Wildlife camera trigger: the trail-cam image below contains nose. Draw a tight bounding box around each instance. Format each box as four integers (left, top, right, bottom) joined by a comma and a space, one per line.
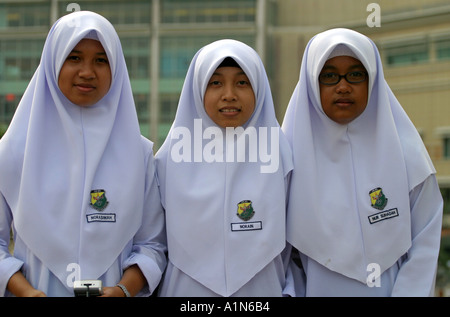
335, 78, 352, 94
222, 84, 237, 101
78, 62, 95, 79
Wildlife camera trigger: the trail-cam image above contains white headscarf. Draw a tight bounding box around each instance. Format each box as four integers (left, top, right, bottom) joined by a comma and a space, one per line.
282, 28, 436, 283
156, 39, 293, 296
0, 11, 146, 285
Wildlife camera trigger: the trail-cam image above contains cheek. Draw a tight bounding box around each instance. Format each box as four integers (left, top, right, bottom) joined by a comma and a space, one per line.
57, 75, 70, 97
250, 94, 256, 109
102, 78, 112, 94
319, 87, 331, 107
356, 85, 369, 107
203, 90, 216, 111
103, 69, 112, 86
58, 66, 69, 90
243, 89, 256, 112
246, 96, 256, 114
99, 70, 112, 96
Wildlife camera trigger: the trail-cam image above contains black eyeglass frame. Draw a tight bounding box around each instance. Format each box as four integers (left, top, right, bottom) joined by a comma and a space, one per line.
318, 71, 368, 85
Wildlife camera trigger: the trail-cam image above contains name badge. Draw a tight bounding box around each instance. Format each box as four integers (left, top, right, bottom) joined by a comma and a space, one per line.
368, 208, 399, 224
86, 213, 116, 223
231, 221, 262, 232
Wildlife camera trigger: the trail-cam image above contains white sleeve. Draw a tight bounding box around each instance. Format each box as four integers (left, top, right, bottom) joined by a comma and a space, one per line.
0, 193, 23, 296
391, 175, 443, 296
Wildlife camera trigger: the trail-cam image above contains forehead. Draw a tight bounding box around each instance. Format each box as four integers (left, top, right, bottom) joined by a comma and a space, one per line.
322, 56, 365, 70
212, 66, 247, 76
71, 39, 105, 52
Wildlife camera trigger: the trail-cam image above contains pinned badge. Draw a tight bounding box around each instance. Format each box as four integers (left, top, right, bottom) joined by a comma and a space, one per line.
369, 187, 388, 210
90, 189, 109, 211
237, 200, 255, 221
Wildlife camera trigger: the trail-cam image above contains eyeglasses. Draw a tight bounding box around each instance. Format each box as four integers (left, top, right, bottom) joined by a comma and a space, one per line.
318, 71, 368, 85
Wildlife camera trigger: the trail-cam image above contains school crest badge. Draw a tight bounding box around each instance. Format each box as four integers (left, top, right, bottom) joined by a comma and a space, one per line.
237, 200, 255, 221
90, 189, 109, 211
369, 187, 388, 210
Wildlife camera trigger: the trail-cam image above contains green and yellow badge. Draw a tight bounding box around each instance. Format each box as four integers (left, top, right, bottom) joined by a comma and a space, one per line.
90, 189, 109, 211
369, 187, 388, 210
237, 200, 255, 221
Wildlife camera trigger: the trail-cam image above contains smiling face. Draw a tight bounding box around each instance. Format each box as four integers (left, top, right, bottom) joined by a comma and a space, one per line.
58, 39, 112, 107
319, 56, 369, 124
204, 66, 256, 128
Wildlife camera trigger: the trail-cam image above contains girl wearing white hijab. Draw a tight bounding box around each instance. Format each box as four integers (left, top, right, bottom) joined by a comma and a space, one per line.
155, 39, 295, 296
282, 28, 443, 296
0, 11, 167, 297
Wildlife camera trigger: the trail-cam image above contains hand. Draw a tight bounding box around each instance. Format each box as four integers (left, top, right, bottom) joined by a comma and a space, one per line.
7, 271, 47, 297
98, 265, 145, 297
99, 286, 126, 297
21, 289, 47, 297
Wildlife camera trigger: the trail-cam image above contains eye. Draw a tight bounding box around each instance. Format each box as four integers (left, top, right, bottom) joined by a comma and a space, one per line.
237, 80, 250, 86
96, 57, 109, 64
320, 72, 338, 79
66, 55, 80, 62
319, 72, 339, 84
348, 71, 365, 79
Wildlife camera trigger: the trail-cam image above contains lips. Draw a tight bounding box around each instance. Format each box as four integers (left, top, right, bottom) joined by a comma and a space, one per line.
334, 98, 354, 107
219, 107, 241, 114
75, 83, 95, 92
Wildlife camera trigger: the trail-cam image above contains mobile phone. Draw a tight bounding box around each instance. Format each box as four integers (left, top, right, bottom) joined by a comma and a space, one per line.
73, 280, 103, 297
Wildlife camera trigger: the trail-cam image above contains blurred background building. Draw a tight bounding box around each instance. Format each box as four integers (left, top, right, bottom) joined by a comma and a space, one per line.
1, 0, 449, 295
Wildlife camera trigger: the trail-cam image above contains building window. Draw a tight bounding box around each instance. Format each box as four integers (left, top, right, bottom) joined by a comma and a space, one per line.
161, 0, 256, 24
58, 0, 151, 25
0, 2, 51, 28
436, 38, 450, 61
441, 188, 450, 214
160, 94, 179, 124
134, 93, 149, 122
0, 39, 44, 81
384, 41, 429, 66
160, 35, 254, 79
0, 93, 20, 124
444, 137, 450, 160
122, 37, 149, 80
435, 127, 450, 160
160, 36, 201, 79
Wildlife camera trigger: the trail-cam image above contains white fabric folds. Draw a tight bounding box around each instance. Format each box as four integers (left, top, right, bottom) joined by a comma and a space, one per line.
156, 39, 293, 296
0, 12, 146, 285
282, 28, 436, 283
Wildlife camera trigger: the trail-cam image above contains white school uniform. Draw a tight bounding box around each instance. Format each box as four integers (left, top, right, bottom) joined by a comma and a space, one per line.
282, 28, 443, 296
155, 39, 294, 297
0, 11, 167, 296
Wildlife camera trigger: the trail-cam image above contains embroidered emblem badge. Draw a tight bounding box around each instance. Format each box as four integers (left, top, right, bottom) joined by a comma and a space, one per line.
237, 200, 255, 221
369, 187, 388, 210
90, 189, 109, 211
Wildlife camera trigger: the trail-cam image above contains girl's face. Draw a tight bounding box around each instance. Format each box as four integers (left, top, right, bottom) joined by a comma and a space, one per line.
319, 56, 369, 124
58, 39, 112, 107
204, 66, 255, 128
